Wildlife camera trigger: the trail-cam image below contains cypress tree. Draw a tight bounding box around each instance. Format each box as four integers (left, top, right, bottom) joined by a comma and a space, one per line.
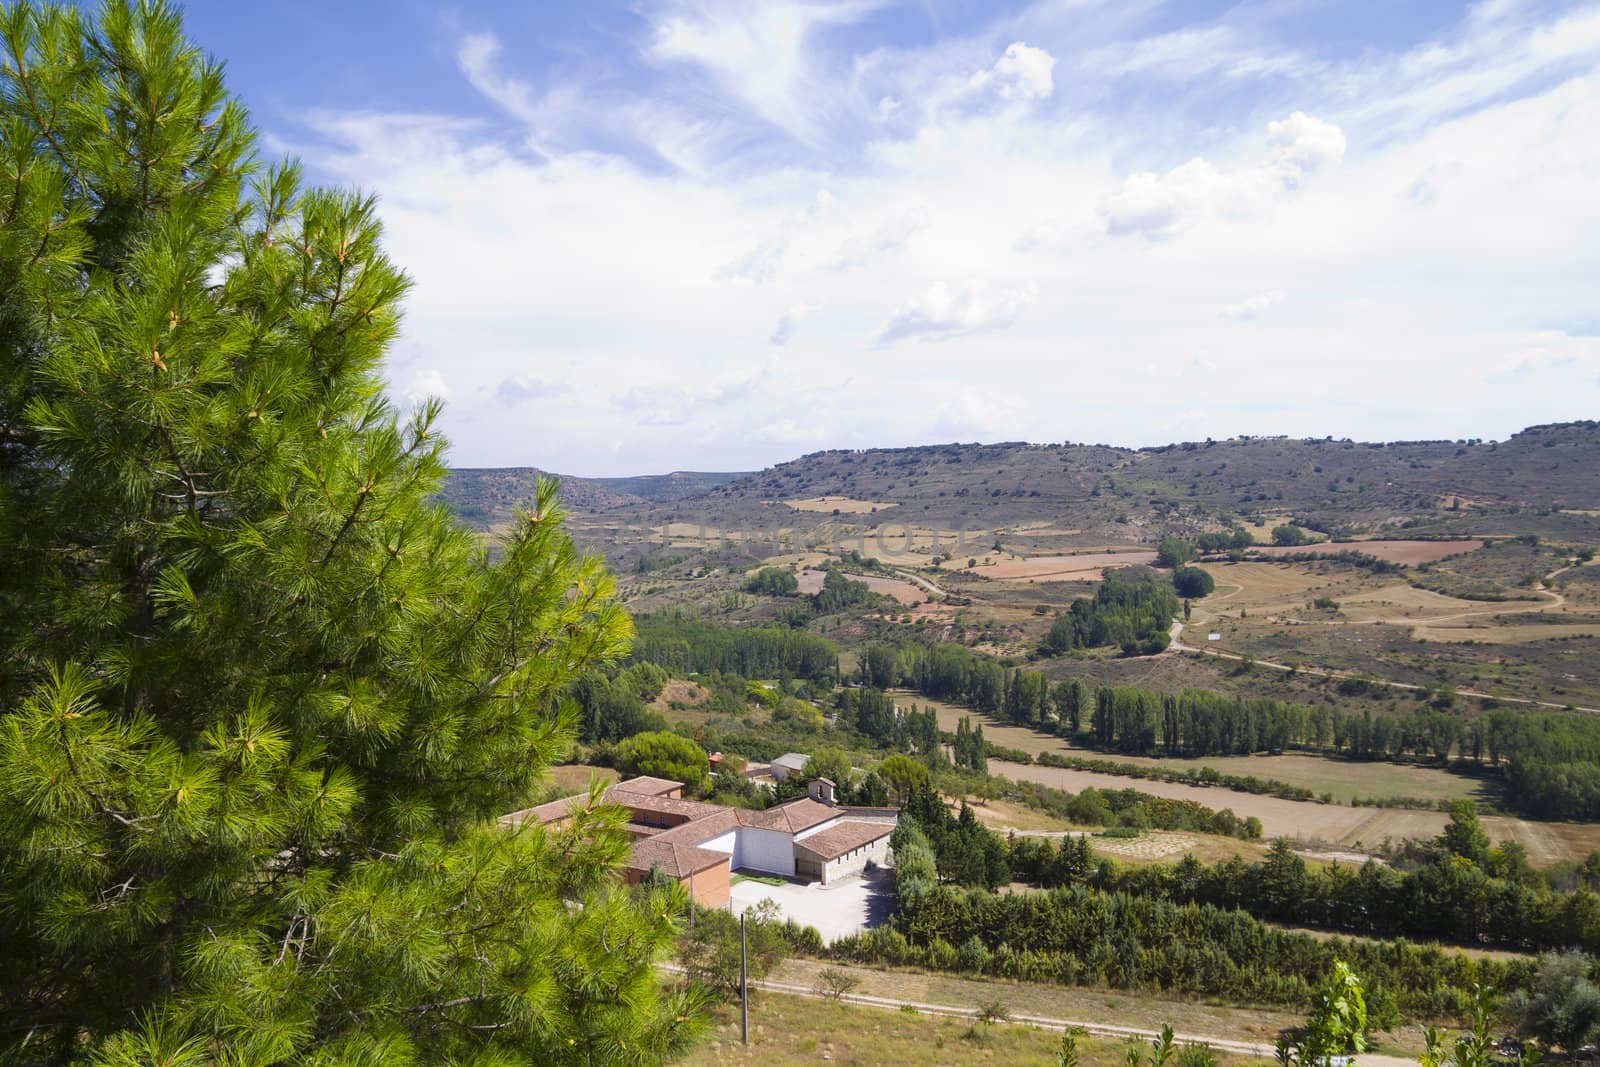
0, 2, 703, 1061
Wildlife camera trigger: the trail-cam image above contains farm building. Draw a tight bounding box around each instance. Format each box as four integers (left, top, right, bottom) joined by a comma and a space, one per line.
769, 752, 811, 780
503, 776, 896, 906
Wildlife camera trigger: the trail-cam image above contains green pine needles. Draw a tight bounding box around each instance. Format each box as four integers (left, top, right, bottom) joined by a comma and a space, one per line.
0, 1, 705, 1062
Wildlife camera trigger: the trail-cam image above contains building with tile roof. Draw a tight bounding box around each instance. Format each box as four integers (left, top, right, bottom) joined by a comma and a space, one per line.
502, 775, 897, 907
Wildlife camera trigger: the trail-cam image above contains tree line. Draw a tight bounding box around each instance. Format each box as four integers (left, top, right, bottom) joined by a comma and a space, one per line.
629, 614, 838, 681
1009, 808, 1600, 956
871, 817, 1534, 1026
871, 642, 1480, 765
1485, 710, 1600, 820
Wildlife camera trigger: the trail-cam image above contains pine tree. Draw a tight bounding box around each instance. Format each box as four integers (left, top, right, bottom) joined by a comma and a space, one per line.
0, 2, 704, 1061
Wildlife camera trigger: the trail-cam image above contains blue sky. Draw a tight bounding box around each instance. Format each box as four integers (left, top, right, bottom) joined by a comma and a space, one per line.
179, 0, 1600, 474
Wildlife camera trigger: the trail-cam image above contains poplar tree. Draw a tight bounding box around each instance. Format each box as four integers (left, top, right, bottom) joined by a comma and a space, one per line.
0, 2, 704, 1062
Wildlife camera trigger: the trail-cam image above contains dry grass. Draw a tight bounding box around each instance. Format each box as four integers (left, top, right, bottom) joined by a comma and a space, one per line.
959, 795, 1085, 833
1085, 830, 1269, 866
993, 759, 1373, 842
762, 957, 1323, 1053
782, 496, 898, 514
1413, 622, 1600, 643
701, 989, 1257, 1067
1332, 583, 1513, 622
652, 679, 719, 726
1246, 541, 1484, 565
987, 551, 1158, 581
1191, 562, 1369, 615
546, 763, 617, 793
1191, 558, 1580, 647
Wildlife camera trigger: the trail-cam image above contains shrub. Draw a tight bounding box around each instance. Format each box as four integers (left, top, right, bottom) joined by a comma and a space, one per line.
814, 967, 860, 1000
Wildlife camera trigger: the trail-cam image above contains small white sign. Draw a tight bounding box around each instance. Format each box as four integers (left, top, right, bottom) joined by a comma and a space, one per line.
1207, 633, 1222, 641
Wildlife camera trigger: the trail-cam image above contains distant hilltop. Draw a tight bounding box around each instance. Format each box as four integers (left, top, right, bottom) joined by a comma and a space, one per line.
440, 422, 1600, 550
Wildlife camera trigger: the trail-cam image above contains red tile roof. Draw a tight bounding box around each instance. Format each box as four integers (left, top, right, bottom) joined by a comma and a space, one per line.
627, 839, 729, 879
737, 797, 839, 834
613, 775, 684, 797
793, 820, 893, 862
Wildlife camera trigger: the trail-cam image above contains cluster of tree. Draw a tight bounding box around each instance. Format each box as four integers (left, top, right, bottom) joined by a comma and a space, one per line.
1265, 549, 1405, 575
706, 746, 894, 810
899, 642, 1011, 714
1485, 711, 1600, 820
1070, 680, 1475, 762
885, 654, 1487, 770
899, 786, 1011, 890
610, 731, 714, 794
1156, 537, 1196, 567
903, 768, 1264, 897
811, 567, 878, 615
1012, 823, 1600, 956
1040, 787, 1261, 839
673, 898, 817, 999
569, 662, 672, 743
630, 615, 838, 680
1509, 951, 1600, 1053
952, 716, 988, 772
743, 566, 799, 596
1172, 566, 1215, 598
0, 4, 702, 1058
853, 642, 1085, 734
1087, 686, 1306, 756
1042, 568, 1179, 656
1194, 529, 1257, 552
833, 687, 939, 755
1273, 524, 1311, 546
879, 835, 1531, 1023
799, 748, 892, 806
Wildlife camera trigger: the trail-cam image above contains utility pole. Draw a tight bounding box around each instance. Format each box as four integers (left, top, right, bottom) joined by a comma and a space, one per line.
740, 911, 749, 1045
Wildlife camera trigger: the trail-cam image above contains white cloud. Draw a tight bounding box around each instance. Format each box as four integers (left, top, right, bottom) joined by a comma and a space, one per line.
829, 205, 931, 268
1100, 112, 1346, 239
1220, 290, 1287, 321
403, 368, 451, 405
930, 389, 1026, 438
876, 280, 1040, 345
1267, 112, 1347, 185
272, 2, 1600, 472
495, 375, 571, 404
771, 302, 815, 345
968, 42, 1057, 102
716, 237, 788, 284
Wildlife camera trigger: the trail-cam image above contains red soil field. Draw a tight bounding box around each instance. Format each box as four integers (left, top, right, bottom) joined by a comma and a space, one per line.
796, 569, 924, 605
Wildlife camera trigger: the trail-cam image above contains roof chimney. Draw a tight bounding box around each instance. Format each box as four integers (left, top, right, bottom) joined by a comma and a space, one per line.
807, 778, 836, 806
